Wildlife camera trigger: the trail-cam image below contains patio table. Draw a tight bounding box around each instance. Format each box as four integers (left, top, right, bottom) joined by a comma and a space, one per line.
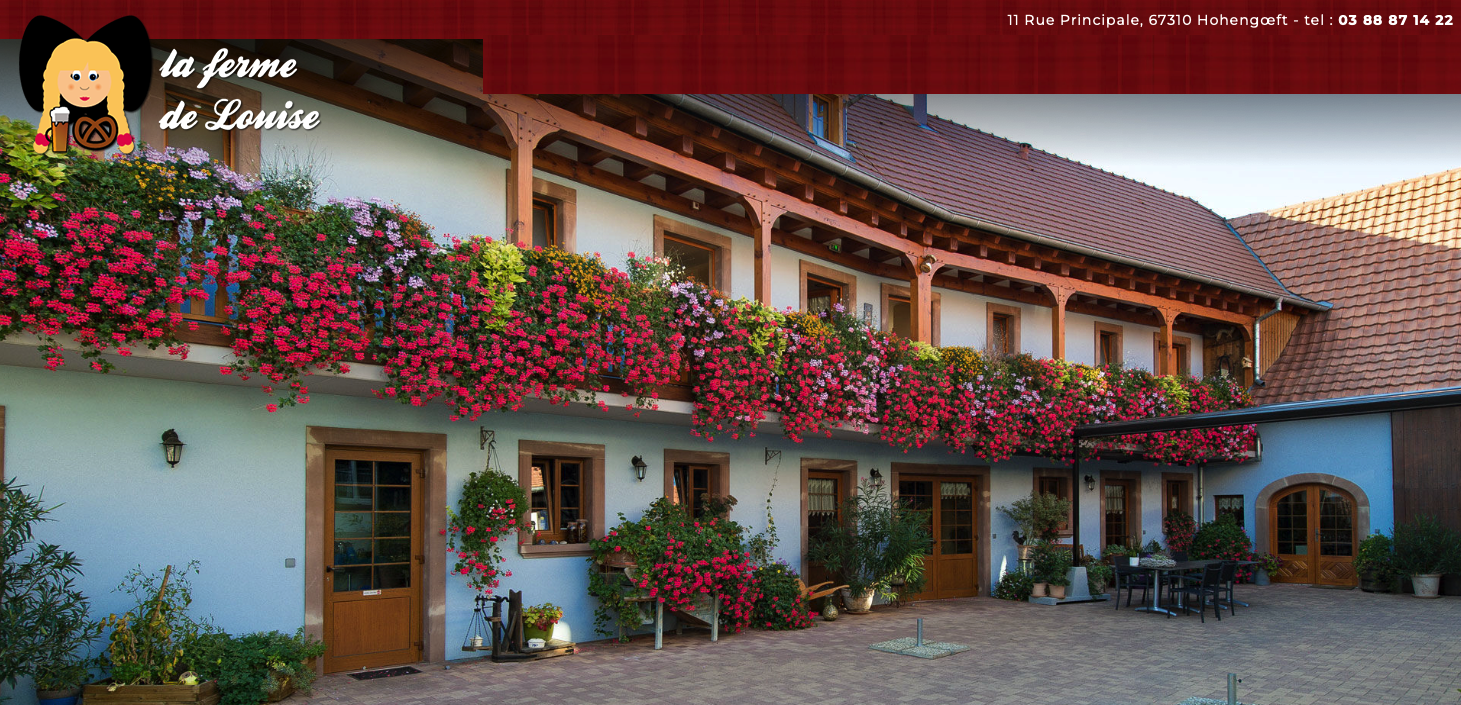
1134, 559, 1221, 616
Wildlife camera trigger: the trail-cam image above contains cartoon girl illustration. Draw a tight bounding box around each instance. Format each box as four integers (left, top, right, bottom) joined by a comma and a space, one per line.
20, 16, 151, 154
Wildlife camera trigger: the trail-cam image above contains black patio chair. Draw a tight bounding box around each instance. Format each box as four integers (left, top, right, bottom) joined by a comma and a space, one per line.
1215, 561, 1238, 616
1168, 562, 1224, 622
1113, 562, 1152, 610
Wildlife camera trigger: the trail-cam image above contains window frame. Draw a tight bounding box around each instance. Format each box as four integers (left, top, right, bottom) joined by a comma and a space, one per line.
798, 260, 858, 314
1095, 322, 1124, 367
163, 89, 235, 167
986, 303, 1022, 357
1099, 471, 1143, 550
518, 177, 577, 253
516, 440, 604, 558
140, 61, 261, 175
652, 215, 732, 292
1032, 468, 1073, 537
531, 198, 558, 249
880, 283, 941, 345
526, 456, 586, 542
1162, 472, 1194, 522
1215, 494, 1245, 530
808, 94, 844, 144
1153, 332, 1193, 376
663, 449, 730, 517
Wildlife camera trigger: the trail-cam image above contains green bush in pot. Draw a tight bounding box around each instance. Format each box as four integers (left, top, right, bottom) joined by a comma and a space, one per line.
1391, 515, 1461, 597
1354, 532, 1396, 592
808, 479, 931, 608
997, 491, 1072, 544
188, 629, 326, 705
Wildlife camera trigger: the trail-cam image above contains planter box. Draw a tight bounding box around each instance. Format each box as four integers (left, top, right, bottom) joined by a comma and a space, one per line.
83, 681, 220, 705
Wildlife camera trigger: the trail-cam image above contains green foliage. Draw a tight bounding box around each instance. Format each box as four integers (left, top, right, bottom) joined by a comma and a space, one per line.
0, 479, 103, 690
745, 474, 780, 567
446, 462, 528, 594
1084, 561, 1114, 594
522, 603, 563, 633
1254, 552, 1282, 574
1391, 515, 1461, 576
749, 562, 816, 630
993, 570, 1034, 601
468, 238, 527, 329
1354, 532, 1396, 583
101, 562, 215, 685
997, 491, 1071, 543
187, 629, 325, 705
882, 549, 927, 602
808, 479, 931, 596
1189, 515, 1254, 578
1102, 543, 1135, 559
1030, 541, 1071, 585
0, 116, 68, 212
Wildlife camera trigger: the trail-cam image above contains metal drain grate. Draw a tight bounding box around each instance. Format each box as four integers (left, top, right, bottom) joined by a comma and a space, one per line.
347, 666, 422, 680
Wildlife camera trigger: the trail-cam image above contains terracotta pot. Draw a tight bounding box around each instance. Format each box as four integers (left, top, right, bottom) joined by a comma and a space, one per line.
840, 587, 875, 613
1411, 574, 1442, 598
1030, 582, 1048, 598
1049, 584, 1067, 599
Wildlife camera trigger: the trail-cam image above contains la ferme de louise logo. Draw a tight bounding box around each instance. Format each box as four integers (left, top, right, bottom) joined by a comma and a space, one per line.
19, 15, 320, 155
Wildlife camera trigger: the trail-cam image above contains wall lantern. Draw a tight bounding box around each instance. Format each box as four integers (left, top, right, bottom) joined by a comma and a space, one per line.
631, 455, 647, 482
1084, 474, 1096, 492
919, 255, 937, 273
161, 429, 186, 467
869, 467, 883, 481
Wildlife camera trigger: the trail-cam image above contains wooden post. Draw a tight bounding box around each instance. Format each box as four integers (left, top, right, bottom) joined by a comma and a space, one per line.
1049, 286, 1072, 360
486, 105, 554, 245
908, 254, 939, 344
1157, 308, 1178, 375
744, 196, 785, 306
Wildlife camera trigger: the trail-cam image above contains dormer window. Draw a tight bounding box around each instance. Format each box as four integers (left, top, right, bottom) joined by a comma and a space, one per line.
809, 94, 843, 144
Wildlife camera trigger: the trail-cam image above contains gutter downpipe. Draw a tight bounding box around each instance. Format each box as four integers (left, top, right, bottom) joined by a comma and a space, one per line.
657, 94, 1331, 312
1252, 298, 1285, 390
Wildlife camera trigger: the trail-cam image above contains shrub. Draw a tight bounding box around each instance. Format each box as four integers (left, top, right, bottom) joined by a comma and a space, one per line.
1084, 561, 1114, 594
997, 491, 1071, 543
1189, 514, 1254, 580
1162, 509, 1197, 552
1, 479, 103, 691
1354, 532, 1396, 583
750, 562, 816, 630
993, 571, 1034, 601
101, 562, 215, 685
1392, 515, 1461, 576
187, 629, 325, 705
1029, 540, 1071, 586
808, 479, 931, 596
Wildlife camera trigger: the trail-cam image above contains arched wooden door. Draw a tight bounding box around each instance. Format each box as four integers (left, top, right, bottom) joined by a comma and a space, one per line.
1270, 484, 1357, 586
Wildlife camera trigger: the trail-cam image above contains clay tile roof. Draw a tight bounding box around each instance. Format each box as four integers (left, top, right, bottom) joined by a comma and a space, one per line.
1232, 168, 1461, 403
691, 94, 1293, 299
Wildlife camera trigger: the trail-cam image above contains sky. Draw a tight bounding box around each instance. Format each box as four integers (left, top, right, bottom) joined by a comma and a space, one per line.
879, 94, 1461, 218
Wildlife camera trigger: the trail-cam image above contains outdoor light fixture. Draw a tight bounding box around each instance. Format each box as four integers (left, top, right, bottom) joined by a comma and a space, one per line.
631, 455, 647, 482
1084, 474, 1096, 491
161, 429, 185, 467
919, 255, 936, 273
869, 467, 883, 481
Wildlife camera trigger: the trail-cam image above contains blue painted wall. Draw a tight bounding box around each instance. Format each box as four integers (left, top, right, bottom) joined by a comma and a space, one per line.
1203, 413, 1395, 541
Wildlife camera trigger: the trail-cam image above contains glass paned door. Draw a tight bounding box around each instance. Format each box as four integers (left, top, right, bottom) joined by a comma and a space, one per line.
804, 472, 843, 587
1104, 481, 1132, 548
1270, 484, 1357, 586
324, 450, 423, 673
898, 475, 979, 601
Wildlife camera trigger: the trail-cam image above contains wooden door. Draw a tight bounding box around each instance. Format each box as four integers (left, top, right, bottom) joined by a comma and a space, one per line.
324, 449, 424, 672
1103, 479, 1137, 549
804, 471, 845, 587
1271, 484, 1357, 586
899, 476, 978, 601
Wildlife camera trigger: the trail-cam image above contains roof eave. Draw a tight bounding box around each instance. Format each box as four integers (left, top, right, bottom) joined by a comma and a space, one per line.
659, 94, 1328, 312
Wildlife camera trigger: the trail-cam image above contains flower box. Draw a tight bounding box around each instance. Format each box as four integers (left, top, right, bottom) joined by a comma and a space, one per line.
82, 681, 220, 705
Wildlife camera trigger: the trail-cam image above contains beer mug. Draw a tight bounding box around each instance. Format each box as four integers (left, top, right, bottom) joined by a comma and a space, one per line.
47, 106, 69, 153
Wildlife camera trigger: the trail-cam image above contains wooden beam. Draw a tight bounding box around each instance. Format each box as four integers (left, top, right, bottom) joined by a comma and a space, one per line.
1050, 286, 1073, 360
664, 176, 697, 196
622, 163, 656, 181
577, 147, 611, 167
752, 168, 776, 189
255, 39, 288, 59
708, 152, 736, 172
619, 116, 650, 139
333, 59, 368, 85
572, 96, 597, 119
703, 191, 740, 209
403, 82, 435, 109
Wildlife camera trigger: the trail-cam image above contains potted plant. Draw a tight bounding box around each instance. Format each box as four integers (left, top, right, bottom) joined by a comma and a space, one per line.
993, 571, 1035, 601
1102, 544, 1136, 567
999, 491, 1072, 560
1029, 541, 1069, 599
186, 629, 325, 705
1253, 553, 1281, 585
86, 562, 222, 705
1084, 561, 1114, 596
522, 603, 564, 643
1354, 532, 1396, 593
809, 479, 930, 613
1391, 515, 1461, 598
1, 480, 105, 705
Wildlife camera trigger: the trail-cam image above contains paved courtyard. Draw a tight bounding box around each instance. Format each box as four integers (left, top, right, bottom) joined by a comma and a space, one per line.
300, 584, 1461, 704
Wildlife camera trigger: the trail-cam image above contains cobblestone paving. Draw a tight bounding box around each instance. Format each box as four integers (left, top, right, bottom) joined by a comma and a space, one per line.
300, 585, 1461, 704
